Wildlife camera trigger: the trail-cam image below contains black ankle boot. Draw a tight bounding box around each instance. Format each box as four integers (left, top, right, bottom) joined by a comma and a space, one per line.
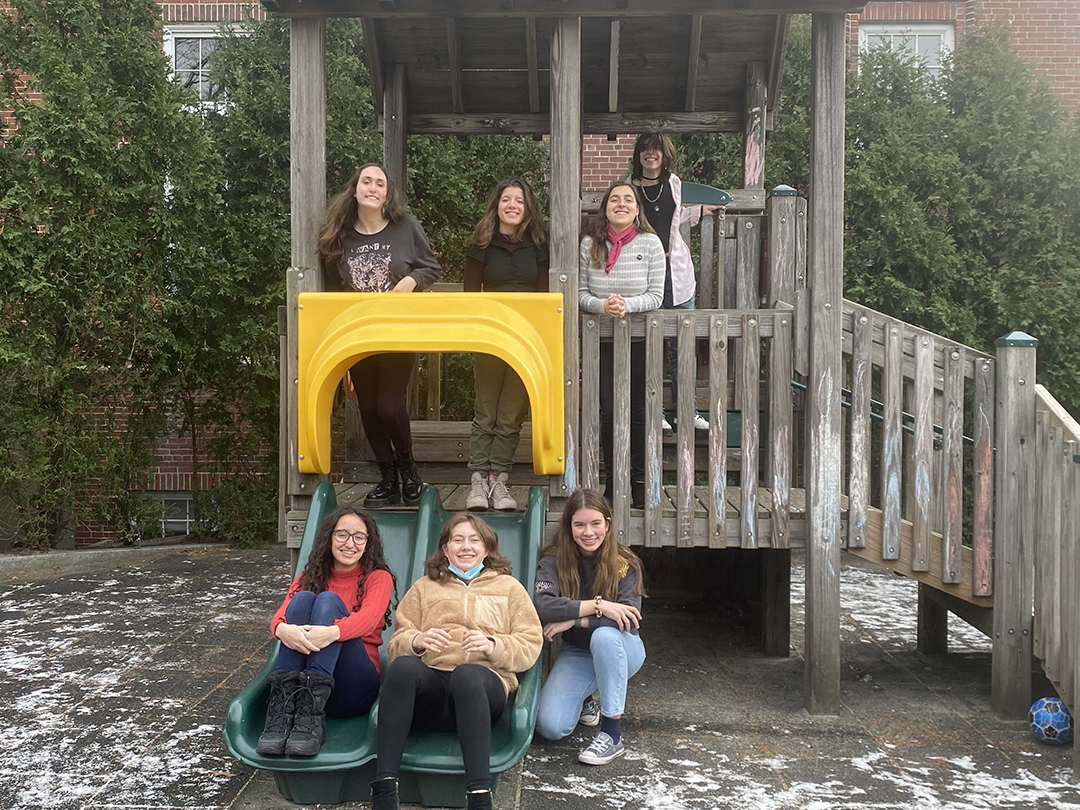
371, 777, 399, 810
397, 451, 423, 506
284, 671, 334, 756
255, 669, 299, 755
364, 461, 400, 508
466, 789, 493, 810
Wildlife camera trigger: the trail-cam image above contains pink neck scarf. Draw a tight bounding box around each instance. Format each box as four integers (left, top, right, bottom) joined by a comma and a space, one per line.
605, 224, 638, 274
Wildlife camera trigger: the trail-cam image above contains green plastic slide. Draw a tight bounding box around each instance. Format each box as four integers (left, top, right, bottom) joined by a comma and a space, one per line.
222, 482, 547, 806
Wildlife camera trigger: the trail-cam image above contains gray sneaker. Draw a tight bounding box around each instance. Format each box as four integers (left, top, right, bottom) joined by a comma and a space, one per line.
489, 472, 517, 511
578, 731, 624, 765
579, 696, 600, 727
466, 472, 490, 511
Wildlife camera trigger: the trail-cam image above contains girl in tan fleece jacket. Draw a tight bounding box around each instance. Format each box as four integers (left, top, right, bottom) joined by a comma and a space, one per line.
371, 513, 542, 810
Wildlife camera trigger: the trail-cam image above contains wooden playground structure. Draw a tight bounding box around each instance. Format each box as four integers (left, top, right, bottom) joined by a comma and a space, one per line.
264, 0, 1080, 778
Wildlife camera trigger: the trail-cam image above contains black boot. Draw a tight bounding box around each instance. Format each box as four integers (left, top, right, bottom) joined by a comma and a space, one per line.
284, 671, 334, 756
255, 669, 299, 755
466, 789, 493, 810
364, 461, 400, 508
397, 451, 423, 506
631, 481, 645, 510
371, 777, 400, 810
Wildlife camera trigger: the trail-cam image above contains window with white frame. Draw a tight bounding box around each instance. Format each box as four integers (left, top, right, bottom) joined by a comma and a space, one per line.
858, 22, 954, 77
163, 24, 222, 102
140, 492, 197, 538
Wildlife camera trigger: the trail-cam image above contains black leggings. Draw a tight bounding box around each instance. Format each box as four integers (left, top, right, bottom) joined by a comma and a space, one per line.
349, 353, 416, 462
376, 657, 508, 791
600, 340, 647, 486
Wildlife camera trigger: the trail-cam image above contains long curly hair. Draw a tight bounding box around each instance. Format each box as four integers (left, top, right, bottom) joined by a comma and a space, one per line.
317, 163, 408, 275
540, 489, 645, 602
425, 513, 513, 582
629, 131, 676, 183
581, 180, 657, 270
469, 178, 548, 249
298, 506, 398, 629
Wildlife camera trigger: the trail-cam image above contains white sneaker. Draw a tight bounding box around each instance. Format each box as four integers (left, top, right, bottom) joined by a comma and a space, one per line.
466, 472, 490, 511
693, 413, 710, 431
578, 731, 625, 765
489, 472, 517, 511
661, 416, 673, 433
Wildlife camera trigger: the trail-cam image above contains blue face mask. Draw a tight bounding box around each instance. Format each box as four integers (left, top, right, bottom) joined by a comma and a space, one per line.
448, 562, 485, 581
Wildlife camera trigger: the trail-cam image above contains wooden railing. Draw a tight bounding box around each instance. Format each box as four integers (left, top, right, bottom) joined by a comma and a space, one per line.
839, 301, 996, 608
1032, 384, 1080, 767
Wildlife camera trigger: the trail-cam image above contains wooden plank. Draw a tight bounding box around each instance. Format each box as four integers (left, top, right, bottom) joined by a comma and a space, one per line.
361, 18, 384, 112
525, 17, 540, 113
581, 317, 601, 491
644, 314, 665, 547
762, 548, 791, 656
991, 334, 1037, 719
741, 314, 760, 548
847, 311, 871, 549
549, 17, 582, 506
766, 192, 796, 307
735, 216, 761, 309
743, 60, 766, 189
583, 111, 742, 133
769, 307, 793, 548
265, 1, 872, 20
685, 14, 702, 111
383, 63, 407, 189
911, 334, 934, 572
972, 355, 995, 596
941, 345, 964, 583
676, 313, 697, 547
1058, 437, 1074, 704
612, 319, 633, 541
608, 20, 620, 113
447, 17, 464, 113
881, 322, 903, 560
804, 12, 845, 715
708, 314, 729, 547
1036, 416, 1060, 682
698, 213, 716, 308
792, 196, 809, 376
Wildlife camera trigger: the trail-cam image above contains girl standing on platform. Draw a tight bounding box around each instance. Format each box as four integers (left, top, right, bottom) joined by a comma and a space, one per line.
579, 180, 665, 508
371, 514, 543, 810
256, 507, 395, 757
533, 489, 646, 765
630, 132, 724, 432
463, 179, 549, 512
318, 163, 442, 509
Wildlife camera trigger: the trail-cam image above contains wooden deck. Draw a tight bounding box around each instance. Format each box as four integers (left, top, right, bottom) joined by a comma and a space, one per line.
334, 482, 810, 547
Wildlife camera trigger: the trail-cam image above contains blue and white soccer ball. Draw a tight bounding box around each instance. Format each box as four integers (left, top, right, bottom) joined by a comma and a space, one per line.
1029, 697, 1073, 745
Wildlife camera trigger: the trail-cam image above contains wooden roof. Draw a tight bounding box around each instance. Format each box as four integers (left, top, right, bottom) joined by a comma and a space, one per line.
262, 1, 866, 133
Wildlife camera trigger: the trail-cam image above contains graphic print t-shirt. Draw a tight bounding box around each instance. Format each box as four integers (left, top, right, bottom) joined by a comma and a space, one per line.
331, 214, 442, 293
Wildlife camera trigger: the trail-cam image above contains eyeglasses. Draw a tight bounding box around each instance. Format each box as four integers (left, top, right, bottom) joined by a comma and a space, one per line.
332, 529, 368, 545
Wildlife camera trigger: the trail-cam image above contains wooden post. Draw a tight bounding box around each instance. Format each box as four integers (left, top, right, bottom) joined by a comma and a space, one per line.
549, 17, 582, 507
992, 331, 1038, 719
286, 17, 327, 537
804, 13, 845, 715
743, 61, 766, 190
917, 583, 949, 654
384, 63, 407, 192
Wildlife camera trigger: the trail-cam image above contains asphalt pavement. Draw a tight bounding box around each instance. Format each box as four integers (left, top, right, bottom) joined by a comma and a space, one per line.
1, 543, 1078, 810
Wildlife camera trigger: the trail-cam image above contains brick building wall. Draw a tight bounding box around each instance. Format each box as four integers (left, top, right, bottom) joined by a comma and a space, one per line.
158, 2, 264, 23
853, 1, 1080, 108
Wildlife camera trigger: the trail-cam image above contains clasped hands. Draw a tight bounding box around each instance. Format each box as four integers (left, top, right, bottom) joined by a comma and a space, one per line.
275, 622, 341, 653
411, 627, 495, 656
603, 293, 628, 319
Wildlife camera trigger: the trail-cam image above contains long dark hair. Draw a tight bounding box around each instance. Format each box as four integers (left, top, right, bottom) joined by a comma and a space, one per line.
630, 131, 676, 183
298, 506, 397, 628
317, 163, 408, 273
425, 513, 513, 582
540, 489, 645, 602
581, 180, 657, 270
470, 178, 548, 249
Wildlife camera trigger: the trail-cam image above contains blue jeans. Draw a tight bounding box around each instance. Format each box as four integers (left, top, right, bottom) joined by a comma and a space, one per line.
534, 627, 646, 741
275, 590, 381, 717
667, 296, 698, 417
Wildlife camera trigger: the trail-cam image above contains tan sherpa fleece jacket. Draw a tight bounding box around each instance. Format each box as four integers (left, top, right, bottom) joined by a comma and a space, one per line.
388, 568, 543, 696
